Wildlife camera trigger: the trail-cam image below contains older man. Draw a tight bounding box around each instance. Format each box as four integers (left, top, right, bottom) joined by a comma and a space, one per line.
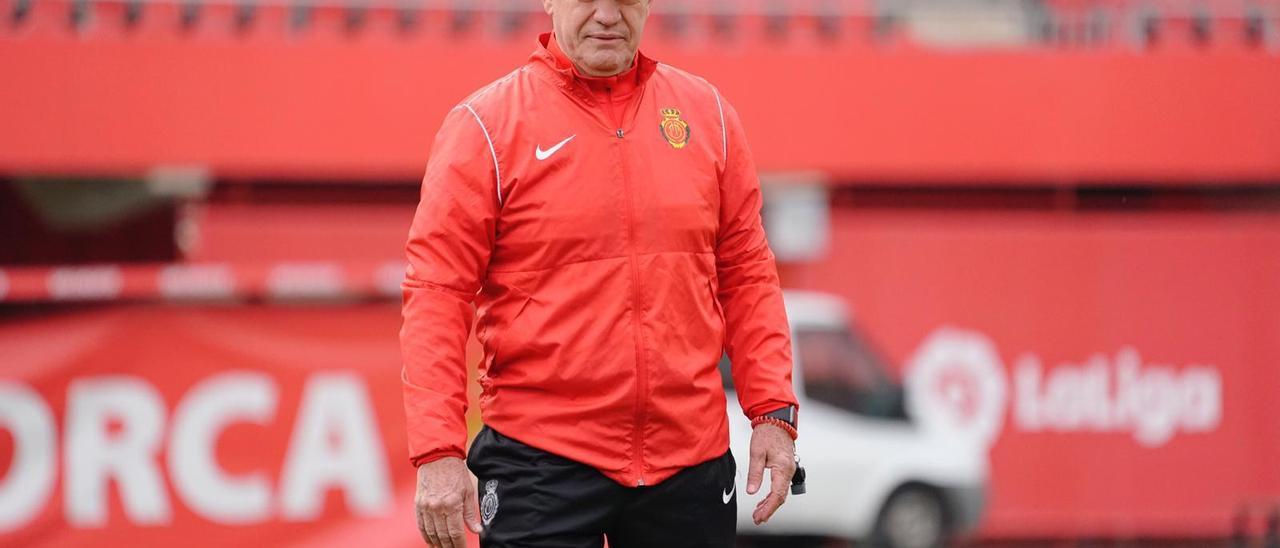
400, 1, 799, 546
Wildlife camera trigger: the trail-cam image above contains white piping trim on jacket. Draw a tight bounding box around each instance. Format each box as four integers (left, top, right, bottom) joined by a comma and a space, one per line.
461, 103, 503, 207
710, 86, 727, 163
456, 67, 522, 208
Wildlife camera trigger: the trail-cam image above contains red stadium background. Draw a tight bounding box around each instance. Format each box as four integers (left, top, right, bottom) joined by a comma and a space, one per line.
2, 0, 1279, 546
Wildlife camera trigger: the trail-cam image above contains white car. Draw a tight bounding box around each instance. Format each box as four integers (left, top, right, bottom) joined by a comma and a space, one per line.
725, 290, 987, 548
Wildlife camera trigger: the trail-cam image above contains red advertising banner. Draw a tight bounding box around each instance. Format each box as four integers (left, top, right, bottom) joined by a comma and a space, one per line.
0, 304, 477, 548
791, 209, 1280, 538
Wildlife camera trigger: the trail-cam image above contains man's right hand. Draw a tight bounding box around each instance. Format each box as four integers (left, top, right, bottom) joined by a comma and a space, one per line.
415, 456, 483, 548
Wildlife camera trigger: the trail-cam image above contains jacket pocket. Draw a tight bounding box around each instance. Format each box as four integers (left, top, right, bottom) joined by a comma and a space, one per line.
707, 276, 726, 330
480, 291, 533, 390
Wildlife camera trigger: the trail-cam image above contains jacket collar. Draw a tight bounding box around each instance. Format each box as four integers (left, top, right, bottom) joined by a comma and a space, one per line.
530, 31, 657, 103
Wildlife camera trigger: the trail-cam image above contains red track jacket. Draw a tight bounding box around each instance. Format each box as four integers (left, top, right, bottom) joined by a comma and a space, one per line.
401, 33, 797, 487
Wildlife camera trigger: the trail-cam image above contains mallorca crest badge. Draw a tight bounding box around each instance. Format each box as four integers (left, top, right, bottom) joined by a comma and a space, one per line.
660, 107, 691, 149
481, 479, 499, 526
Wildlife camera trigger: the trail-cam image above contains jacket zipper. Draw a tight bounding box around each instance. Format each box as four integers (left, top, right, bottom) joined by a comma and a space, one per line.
608, 86, 647, 487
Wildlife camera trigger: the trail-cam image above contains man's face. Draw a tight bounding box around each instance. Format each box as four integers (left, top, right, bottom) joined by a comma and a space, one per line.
543, 0, 650, 77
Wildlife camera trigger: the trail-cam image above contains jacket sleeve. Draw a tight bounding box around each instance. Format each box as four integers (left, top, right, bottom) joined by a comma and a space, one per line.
714, 95, 800, 426
401, 105, 499, 467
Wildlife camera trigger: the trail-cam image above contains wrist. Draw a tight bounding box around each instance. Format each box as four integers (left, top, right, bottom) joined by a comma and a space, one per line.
410, 447, 465, 468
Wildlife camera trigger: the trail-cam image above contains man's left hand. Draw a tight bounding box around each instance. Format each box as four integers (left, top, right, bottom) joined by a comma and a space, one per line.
745, 423, 796, 525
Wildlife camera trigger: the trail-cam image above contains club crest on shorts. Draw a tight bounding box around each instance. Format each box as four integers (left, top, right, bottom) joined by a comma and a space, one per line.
660, 107, 691, 149
481, 479, 499, 526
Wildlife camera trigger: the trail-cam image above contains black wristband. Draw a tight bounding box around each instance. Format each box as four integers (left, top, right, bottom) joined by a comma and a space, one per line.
764, 405, 797, 428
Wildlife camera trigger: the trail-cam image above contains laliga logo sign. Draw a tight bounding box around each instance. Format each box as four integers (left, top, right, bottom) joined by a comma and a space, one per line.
904, 328, 1008, 448
905, 327, 1223, 450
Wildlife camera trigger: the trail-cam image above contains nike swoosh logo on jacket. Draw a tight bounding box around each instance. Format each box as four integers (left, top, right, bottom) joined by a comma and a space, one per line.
535, 135, 575, 160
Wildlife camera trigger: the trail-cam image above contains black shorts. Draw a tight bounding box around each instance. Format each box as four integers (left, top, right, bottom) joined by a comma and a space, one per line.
465, 425, 738, 548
